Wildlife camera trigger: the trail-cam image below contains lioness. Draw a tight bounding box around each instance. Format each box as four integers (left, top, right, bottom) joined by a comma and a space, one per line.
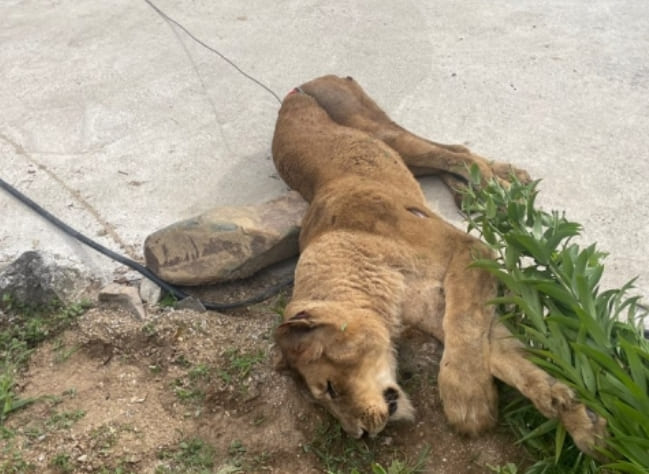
271, 75, 605, 454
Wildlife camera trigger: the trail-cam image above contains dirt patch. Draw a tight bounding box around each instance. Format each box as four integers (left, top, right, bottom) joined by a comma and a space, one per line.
2, 295, 529, 473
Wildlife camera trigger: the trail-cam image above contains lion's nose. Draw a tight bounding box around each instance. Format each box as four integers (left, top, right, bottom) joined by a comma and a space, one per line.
383, 387, 399, 416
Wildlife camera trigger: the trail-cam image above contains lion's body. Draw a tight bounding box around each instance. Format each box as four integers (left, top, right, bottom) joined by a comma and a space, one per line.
272, 75, 605, 453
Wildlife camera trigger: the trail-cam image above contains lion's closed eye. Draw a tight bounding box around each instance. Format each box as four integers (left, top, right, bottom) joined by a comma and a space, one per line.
326, 380, 338, 399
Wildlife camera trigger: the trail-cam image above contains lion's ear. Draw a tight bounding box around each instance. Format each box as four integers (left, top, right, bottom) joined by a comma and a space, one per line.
275, 311, 325, 364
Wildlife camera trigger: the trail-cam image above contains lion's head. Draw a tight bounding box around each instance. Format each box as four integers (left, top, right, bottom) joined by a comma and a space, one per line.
275, 301, 414, 437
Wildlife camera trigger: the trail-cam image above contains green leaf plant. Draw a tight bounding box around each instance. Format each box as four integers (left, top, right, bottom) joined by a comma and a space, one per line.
460, 165, 649, 473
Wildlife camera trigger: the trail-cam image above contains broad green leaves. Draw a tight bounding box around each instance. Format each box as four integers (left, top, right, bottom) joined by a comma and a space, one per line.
461, 167, 649, 473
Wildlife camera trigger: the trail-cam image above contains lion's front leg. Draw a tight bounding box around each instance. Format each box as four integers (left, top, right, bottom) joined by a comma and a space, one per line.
489, 322, 607, 455
438, 244, 500, 435
438, 335, 499, 435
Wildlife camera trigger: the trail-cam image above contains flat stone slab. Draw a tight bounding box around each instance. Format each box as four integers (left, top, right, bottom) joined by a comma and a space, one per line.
98, 282, 146, 320
144, 191, 306, 286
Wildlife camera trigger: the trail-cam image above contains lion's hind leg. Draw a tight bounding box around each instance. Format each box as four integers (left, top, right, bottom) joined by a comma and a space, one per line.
489, 160, 531, 184
297, 75, 531, 195
488, 322, 607, 455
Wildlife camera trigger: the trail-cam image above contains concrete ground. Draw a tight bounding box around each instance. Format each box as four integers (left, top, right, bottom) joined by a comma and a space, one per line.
2, 1, 648, 313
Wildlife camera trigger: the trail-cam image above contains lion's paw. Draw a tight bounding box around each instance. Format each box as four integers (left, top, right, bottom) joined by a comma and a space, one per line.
528, 377, 575, 419
438, 365, 498, 436
561, 403, 608, 458
527, 378, 607, 457
490, 161, 531, 185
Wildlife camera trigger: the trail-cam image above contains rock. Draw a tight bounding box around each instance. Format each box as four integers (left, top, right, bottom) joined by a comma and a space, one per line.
0, 250, 83, 307
139, 277, 162, 304
175, 295, 206, 312
98, 283, 146, 320
144, 191, 306, 286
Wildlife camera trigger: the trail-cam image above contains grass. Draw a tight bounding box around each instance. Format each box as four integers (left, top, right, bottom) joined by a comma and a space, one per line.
370, 454, 430, 474
0, 295, 89, 473
0, 295, 90, 426
188, 363, 210, 381
52, 337, 80, 363
171, 362, 211, 407
0, 371, 34, 425
47, 409, 86, 430
1, 440, 35, 473
226, 439, 271, 472
172, 377, 205, 404
62, 387, 77, 398
170, 348, 265, 408
50, 452, 74, 473
158, 292, 178, 308
304, 419, 430, 474
461, 166, 649, 473
142, 322, 158, 337
156, 437, 215, 473
217, 348, 265, 388
269, 292, 289, 319
487, 463, 519, 474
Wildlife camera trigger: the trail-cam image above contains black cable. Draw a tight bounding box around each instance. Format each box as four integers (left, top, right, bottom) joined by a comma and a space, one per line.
0, 177, 292, 310
144, 0, 282, 104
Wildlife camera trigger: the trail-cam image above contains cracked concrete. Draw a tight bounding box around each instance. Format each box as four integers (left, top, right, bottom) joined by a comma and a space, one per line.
1, 1, 648, 322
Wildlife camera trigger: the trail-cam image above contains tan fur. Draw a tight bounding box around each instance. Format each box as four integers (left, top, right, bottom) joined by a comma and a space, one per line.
272, 75, 606, 453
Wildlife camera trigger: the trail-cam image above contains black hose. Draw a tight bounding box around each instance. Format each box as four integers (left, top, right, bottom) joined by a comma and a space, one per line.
0, 177, 292, 311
